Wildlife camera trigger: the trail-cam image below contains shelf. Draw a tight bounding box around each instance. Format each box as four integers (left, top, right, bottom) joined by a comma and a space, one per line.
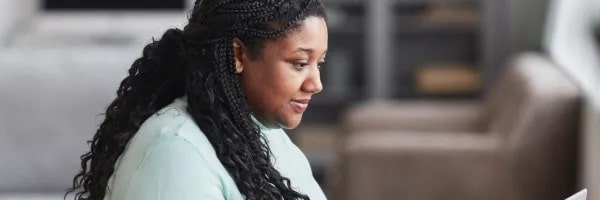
312, 91, 364, 106
326, 0, 479, 36
329, 23, 477, 36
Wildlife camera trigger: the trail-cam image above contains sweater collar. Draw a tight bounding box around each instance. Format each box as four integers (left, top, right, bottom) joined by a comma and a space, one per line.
251, 115, 273, 132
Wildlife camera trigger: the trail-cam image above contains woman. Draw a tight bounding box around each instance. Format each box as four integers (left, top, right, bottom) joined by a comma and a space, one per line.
67, 0, 328, 199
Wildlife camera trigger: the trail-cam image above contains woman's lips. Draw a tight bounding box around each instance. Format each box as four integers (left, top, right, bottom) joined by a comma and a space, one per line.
290, 99, 310, 113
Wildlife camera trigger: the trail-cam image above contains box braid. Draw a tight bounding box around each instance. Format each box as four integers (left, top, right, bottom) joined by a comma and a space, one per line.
67, 0, 326, 200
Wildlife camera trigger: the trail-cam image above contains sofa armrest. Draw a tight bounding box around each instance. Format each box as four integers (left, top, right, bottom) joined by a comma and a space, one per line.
329, 131, 513, 200
342, 100, 485, 133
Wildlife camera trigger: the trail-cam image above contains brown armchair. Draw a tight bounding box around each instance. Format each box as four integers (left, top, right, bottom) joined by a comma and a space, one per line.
327, 53, 581, 200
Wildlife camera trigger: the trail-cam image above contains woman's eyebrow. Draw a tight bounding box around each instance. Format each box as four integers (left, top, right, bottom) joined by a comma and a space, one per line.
293, 48, 328, 56
293, 47, 313, 54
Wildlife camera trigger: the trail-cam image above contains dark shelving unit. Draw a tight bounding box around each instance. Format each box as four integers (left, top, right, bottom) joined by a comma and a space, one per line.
303, 0, 509, 123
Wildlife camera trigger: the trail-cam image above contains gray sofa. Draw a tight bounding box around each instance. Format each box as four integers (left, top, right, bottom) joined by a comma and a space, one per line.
0, 46, 137, 199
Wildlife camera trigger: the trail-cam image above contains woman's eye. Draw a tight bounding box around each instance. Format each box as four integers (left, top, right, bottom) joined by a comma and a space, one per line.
293, 62, 309, 69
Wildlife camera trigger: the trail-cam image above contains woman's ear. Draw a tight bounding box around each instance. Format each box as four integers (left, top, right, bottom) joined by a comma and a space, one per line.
232, 38, 246, 74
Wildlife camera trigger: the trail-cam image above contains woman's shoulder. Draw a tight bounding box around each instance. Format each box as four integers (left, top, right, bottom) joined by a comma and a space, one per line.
134, 97, 219, 163
139, 97, 192, 133
114, 97, 220, 176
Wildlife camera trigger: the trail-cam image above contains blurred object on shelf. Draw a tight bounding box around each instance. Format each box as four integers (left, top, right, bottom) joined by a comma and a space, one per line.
415, 63, 480, 95
419, 3, 480, 28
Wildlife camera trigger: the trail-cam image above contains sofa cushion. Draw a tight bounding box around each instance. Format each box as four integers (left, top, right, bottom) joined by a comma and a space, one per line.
0, 47, 135, 192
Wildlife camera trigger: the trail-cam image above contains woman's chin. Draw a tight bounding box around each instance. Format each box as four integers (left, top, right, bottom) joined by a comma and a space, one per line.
278, 115, 303, 130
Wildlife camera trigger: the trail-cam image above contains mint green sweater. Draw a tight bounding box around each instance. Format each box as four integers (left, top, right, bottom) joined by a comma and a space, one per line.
104, 98, 326, 200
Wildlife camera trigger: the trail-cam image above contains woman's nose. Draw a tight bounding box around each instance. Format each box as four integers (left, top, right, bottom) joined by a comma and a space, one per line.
303, 66, 323, 94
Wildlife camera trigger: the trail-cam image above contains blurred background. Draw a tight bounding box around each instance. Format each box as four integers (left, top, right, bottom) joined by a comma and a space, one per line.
0, 0, 598, 199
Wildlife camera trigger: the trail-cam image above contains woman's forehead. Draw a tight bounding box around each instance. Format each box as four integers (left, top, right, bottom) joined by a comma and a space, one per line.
266, 17, 328, 55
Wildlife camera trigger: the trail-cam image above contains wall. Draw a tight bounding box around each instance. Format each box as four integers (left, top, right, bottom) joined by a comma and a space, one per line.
507, 0, 550, 52
545, 0, 600, 198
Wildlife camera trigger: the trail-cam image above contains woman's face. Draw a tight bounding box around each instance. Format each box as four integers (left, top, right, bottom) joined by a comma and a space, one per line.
234, 16, 328, 129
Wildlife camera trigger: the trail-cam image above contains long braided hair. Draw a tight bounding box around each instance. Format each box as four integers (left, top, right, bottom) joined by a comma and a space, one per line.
66, 0, 327, 199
